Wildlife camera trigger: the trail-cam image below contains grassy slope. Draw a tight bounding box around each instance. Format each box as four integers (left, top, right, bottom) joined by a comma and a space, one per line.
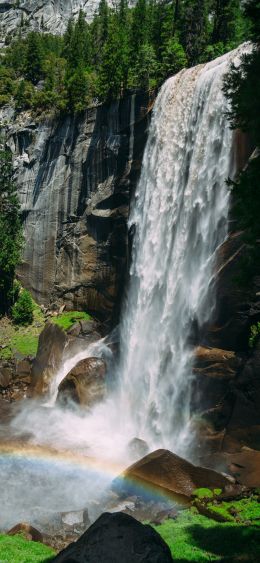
0, 309, 91, 360
0, 534, 55, 562
154, 499, 260, 562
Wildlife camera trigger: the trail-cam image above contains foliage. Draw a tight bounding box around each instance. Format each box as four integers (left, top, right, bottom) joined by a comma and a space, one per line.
223, 0, 260, 275
249, 322, 260, 348
193, 488, 222, 499
0, 0, 250, 111
0, 533, 55, 562
52, 311, 92, 331
0, 147, 23, 316
11, 288, 34, 325
154, 499, 260, 562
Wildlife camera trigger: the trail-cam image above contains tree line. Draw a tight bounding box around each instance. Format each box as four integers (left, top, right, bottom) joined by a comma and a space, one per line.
0, 0, 250, 113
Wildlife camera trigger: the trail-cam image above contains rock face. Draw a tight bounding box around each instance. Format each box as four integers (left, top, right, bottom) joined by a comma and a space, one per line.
53, 512, 173, 563
3, 91, 153, 322
29, 322, 67, 398
114, 449, 236, 500
0, 0, 121, 44
57, 356, 106, 407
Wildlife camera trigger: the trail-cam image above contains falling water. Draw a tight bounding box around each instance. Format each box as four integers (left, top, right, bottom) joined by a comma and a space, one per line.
117, 47, 247, 455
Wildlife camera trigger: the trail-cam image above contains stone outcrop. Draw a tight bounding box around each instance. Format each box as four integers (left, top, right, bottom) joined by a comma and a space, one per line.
53, 512, 173, 563
2, 91, 153, 322
0, 0, 118, 45
57, 356, 106, 407
29, 322, 67, 398
113, 449, 236, 501
7, 522, 43, 543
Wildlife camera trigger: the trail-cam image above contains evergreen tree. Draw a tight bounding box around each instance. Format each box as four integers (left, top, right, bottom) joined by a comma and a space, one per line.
181, 0, 210, 65
212, 0, 245, 46
24, 32, 44, 84
12, 288, 34, 325
0, 147, 23, 316
161, 37, 187, 80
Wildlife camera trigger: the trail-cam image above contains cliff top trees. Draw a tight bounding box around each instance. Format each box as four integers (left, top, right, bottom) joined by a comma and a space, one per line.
0, 0, 250, 110
0, 147, 23, 316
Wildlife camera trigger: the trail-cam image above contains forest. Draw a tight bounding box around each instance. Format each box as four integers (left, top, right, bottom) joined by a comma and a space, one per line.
0, 0, 251, 113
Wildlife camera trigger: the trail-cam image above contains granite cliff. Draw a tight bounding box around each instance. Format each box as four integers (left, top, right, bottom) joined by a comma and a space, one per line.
1, 92, 154, 321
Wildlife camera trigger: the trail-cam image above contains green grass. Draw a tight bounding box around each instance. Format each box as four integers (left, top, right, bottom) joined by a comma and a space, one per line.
0, 534, 55, 562
52, 311, 91, 331
154, 507, 260, 562
0, 305, 92, 360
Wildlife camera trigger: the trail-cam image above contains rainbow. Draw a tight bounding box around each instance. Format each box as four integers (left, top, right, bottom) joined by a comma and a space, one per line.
0, 442, 178, 504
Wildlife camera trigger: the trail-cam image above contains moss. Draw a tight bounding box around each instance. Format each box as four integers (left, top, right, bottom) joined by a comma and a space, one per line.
52, 311, 91, 331
154, 504, 260, 562
193, 488, 215, 499
205, 497, 260, 525
0, 534, 55, 562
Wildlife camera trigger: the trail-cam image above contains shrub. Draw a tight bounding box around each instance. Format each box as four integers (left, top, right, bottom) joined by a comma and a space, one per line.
249, 322, 260, 348
12, 289, 34, 325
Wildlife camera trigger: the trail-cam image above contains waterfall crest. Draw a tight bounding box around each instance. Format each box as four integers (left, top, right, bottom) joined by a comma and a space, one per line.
117, 47, 246, 455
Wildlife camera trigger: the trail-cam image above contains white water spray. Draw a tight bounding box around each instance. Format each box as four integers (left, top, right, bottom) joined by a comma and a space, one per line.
117, 47, 247, 454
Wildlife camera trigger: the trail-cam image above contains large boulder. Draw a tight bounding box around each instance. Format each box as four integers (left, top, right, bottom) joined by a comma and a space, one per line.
56, 357, 106, 408
52, 512, 173, 563
7, 522, 43, 543
29, 322, 67, 398
113, 449, 237, 500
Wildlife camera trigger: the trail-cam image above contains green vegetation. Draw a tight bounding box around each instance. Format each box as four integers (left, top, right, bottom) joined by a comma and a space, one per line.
154, 497, 260, 562
12, 288, 34, 325
223, 0, 260, 283
52, 310, 91, 331
249, 322, 260, 348
0, 146, 23, 316
0, 534, 55, 562
193, 488, 222, 499
0, 0, 249, 112
0, 303, 45, 360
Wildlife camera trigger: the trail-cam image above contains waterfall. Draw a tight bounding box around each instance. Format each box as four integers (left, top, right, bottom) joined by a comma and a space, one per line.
116, 47, 246, 455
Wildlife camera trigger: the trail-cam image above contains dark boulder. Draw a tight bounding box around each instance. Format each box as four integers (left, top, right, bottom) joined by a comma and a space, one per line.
113, 449, 237, 500
56, 357, 106, 408
52, 511, 173, 562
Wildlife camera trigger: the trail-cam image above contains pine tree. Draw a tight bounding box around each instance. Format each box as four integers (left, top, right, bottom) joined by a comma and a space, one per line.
0, 147, 23, 316
24, 32, 44, 84
181, 0, 210, 65
212, 0, 245, 46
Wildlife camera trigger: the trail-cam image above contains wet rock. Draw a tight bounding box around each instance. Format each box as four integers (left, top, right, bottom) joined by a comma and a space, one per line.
113, 449, 238, 500
52, 512, 173, 562
128, 438, 149, 459
61, 509, 90, 528
7, 522, 43, 543
0, 364, 12, 388
29, 323, 67, 398
67, 322, 81, 337
15, 358, 32, 382
194, 346, 240, 379
57, 357, 106, 408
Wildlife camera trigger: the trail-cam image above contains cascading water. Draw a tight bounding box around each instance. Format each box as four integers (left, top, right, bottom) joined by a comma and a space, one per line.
117, 49, 241, 455
0, 45, 248, 529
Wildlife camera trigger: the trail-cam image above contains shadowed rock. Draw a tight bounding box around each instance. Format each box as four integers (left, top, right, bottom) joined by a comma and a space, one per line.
57, 357, 106, 408
52, 512, 173, 562
29, 323, 67, 398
